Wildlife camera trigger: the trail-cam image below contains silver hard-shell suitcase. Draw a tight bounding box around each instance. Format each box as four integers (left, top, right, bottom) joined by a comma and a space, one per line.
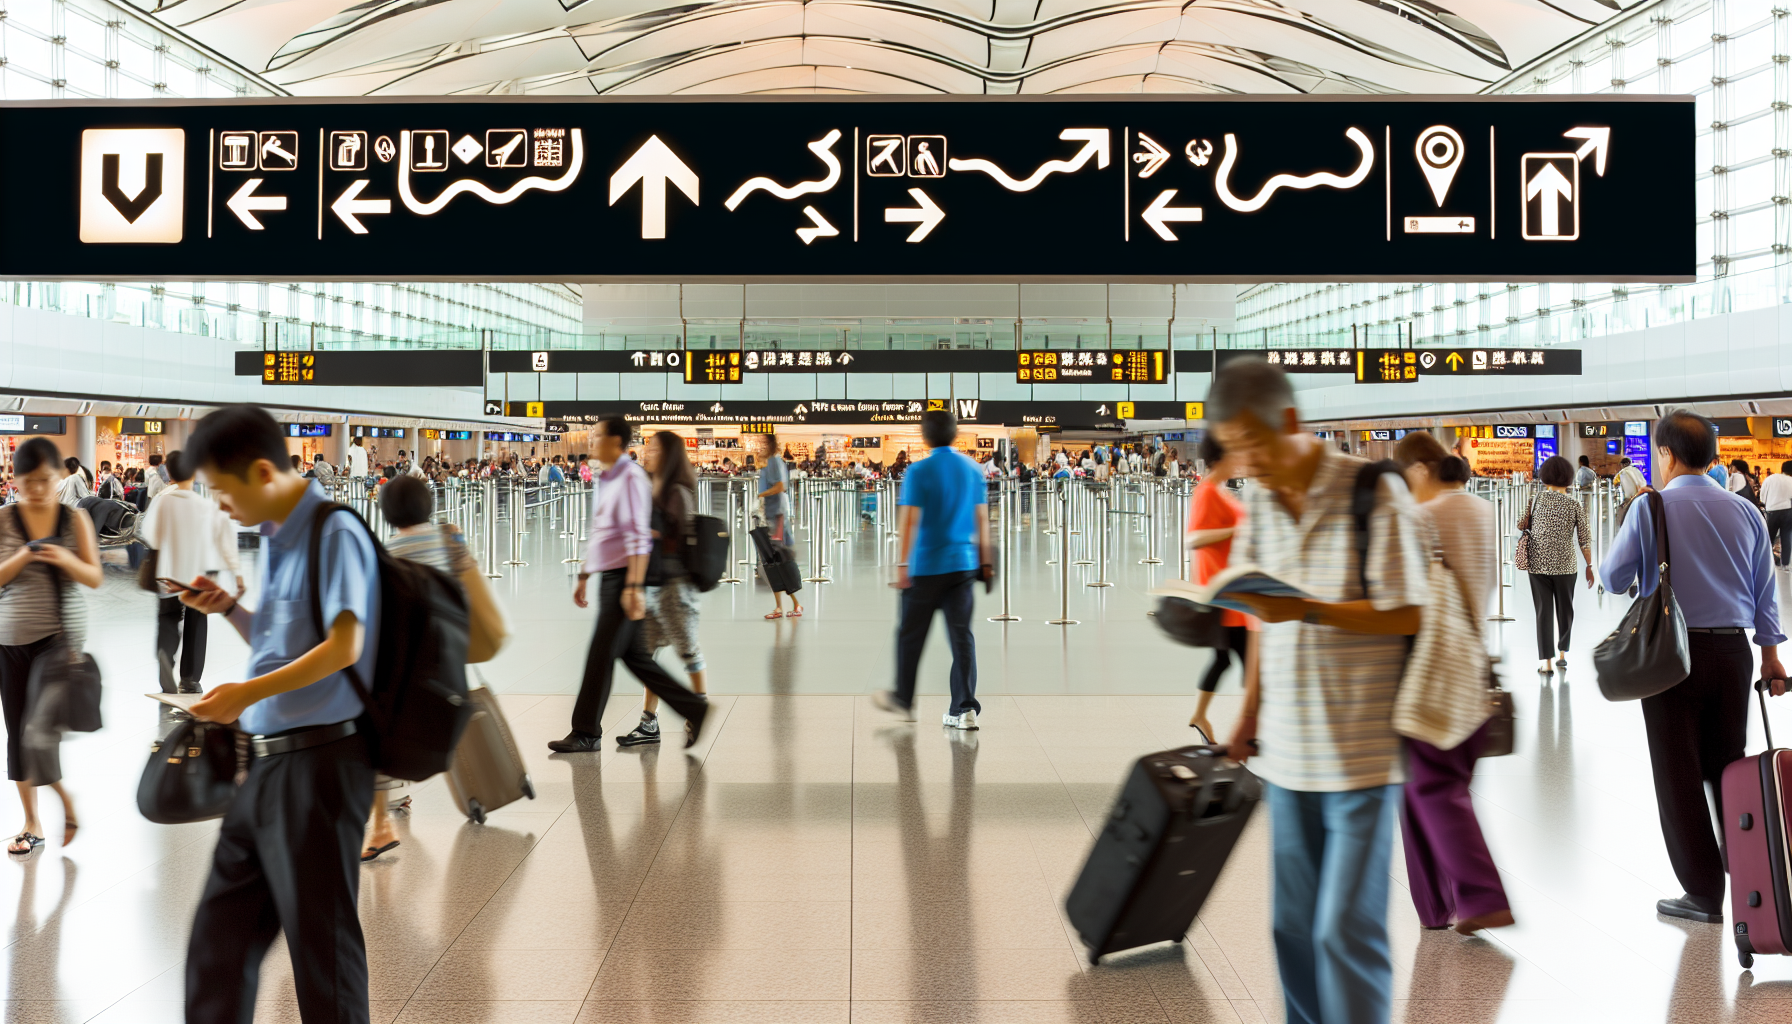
445, 685, 534, 823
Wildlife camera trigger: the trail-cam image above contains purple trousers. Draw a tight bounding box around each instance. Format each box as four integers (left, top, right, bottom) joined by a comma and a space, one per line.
1400, 722, 1510, 928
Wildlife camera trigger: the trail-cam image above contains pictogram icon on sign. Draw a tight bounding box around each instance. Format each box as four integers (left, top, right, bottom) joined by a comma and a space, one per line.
411, 130, 449, 171
1521, 153, 1578, 240
486, 130, 528, 168
220, 131, 255, 170
1184, 139, 1213, 167
484, 400, 502, 415
330, 131, 367, 171
867, 135, 904, 177
1216, 127, 1373, 212
1414, 125, 1463, 207
908, 137, 945, 178
374, 136, 396, 163
451, 135, 483, 165
950, 129, 1108, 192
525, 402, 544, 418
796, 207, 838, 245
1116, 402, 1135, 419
531, 352, 550, 371
725, 129, 843, 243
1133, 134, 1170, 178
259, 132, 299, 171
80, 128, 185, 243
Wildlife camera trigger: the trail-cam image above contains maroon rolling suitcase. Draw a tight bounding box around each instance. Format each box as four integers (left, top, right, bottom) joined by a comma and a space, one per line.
1723, 678, 1792, 968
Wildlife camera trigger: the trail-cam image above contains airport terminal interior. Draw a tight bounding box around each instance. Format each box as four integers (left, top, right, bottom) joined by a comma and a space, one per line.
0, 0, 1789, 1020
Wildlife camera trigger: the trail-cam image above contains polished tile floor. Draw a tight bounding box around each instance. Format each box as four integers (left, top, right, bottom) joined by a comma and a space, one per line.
20, 494, 1792, 1022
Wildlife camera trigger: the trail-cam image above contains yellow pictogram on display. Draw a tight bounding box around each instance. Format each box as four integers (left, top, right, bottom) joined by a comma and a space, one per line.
1185, 402, 1204, 420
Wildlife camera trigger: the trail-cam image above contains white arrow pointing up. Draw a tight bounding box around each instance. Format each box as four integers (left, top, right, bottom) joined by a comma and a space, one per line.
227, 178, 286, 230
610, 136, 699, 239
330, 179, 391, 235
1525, 163, 1574, 236
885, 188, 945, 242
1563, 126, 1610, 176
796, 206, 838, 245
1140, 189, 1203, 241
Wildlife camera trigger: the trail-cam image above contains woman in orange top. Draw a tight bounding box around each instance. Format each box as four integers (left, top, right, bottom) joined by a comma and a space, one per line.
1186, 434, 1252, 741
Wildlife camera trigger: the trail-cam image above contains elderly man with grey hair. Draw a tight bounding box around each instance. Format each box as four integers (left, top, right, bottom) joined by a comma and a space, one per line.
1207, 357, 1429, 1024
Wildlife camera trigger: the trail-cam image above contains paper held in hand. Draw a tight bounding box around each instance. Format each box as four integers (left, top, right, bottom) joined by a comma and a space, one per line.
1150, 565, 1311, 616
145, 692, 204, 713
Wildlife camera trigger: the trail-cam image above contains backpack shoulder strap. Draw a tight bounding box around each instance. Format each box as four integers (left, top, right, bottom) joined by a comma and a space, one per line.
1350, 459, 1404, 600
305, 501, 379, 709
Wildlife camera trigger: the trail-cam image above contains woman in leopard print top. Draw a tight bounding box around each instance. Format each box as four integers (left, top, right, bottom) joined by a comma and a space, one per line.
1522, 455, 1592, 674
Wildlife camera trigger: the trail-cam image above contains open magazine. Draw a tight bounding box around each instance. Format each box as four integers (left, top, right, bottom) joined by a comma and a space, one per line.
1150, 564, 1311, 617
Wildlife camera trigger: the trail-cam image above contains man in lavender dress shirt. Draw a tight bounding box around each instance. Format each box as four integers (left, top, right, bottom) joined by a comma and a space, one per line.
549, 415, 709, 753
1600, 409, 1787, 925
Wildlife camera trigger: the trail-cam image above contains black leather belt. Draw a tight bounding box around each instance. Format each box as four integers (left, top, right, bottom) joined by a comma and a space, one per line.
251, 720, 356, 758
1687, 627, 1745, 634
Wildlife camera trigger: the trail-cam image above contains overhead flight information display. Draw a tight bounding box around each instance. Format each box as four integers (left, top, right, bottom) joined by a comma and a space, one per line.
2, 96, 1690, 281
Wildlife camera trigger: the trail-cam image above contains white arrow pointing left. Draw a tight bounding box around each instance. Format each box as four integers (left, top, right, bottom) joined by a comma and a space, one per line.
330, 179, 391, 234
227, 178, 286, 230
610, 135, 699, 240
1141, 189, 1203, 241
885, 188, 945, 242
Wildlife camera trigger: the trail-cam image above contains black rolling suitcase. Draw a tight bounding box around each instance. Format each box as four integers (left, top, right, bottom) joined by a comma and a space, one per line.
1066, 743, 1262, 963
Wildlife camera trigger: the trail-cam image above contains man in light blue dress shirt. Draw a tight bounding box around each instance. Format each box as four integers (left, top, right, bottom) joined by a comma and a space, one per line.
175, 405, 381, 1024
1600, 410, 1787, 926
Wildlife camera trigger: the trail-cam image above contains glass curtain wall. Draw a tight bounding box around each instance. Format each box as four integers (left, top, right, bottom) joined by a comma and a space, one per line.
1234, 0, 1786, 350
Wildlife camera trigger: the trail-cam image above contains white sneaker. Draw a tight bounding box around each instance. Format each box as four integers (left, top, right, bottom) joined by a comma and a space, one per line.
872, 690, 916, 722
943, 710, 980, 730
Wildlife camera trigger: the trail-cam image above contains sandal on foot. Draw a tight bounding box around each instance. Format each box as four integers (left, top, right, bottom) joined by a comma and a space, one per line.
788, 608, 804, 618
361, 840, 400, 863
61, 819, 78, 848
8, 833, 42, 855
764, 610, 784, 619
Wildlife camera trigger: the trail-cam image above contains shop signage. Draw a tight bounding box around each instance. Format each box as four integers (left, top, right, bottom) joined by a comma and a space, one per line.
120, 418, 165, 435
1774, 418, 1792, 438
1709, 418, 1751, 435
351, 426, 407, 438
236, 350, 484, 387
285, 423, 332, 437
0, 416, 65, 435
419, 429, 473, 440
1364, 430, 1393, 441
23, 96, 1688, 282
1463, 424, 1550, 439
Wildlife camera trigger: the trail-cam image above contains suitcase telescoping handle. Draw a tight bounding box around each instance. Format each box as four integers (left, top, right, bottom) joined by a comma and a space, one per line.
1759, 677, 1780, 750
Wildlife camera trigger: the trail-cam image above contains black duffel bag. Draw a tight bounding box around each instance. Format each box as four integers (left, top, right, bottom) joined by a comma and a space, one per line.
137, 717, 239, 824
1593, 490, 1691, 701
1151, 596, 1232, 649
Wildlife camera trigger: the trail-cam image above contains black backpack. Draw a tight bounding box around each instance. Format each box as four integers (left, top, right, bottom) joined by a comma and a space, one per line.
307, 503, 472, 781
1350, 459, 1405, 599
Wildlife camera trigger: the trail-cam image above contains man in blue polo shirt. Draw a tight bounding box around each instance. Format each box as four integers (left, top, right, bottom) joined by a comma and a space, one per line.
177, 404, 381, 1024
873, 410, 992, 729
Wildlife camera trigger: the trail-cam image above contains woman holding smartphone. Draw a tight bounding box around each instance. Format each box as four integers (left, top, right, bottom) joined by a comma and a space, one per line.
0, 438, 101, 855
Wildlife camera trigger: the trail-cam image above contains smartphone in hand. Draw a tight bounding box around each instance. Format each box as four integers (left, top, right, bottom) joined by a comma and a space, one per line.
156, 577, 204, 594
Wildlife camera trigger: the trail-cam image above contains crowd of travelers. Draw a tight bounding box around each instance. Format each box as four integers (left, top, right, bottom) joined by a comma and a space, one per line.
0, 374, 1776, 1023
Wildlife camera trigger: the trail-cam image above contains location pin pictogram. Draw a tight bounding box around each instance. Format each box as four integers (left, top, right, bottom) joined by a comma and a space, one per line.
1414, 126, 1464, 208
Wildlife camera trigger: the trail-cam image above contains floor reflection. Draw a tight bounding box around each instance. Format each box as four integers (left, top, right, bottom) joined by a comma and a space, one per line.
6, 855, 75, 1007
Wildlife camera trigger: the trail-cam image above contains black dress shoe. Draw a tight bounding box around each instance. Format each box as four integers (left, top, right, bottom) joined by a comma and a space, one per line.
684, 698, 710, 749
176, 682, 203, 694
548, 731, 601, 753
1657, 894, 1723, 924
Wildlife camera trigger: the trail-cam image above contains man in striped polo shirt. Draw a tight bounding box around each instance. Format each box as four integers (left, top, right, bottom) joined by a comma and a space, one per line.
1211, 358, 1430, 1024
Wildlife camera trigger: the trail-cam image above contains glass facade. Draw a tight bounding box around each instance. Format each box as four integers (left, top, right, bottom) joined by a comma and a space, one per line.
1236, 0, 1786, 349
0, 0, 582, 345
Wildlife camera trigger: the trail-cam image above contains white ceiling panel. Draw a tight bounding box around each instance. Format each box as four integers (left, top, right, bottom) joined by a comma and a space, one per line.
128, 0, 1647, 96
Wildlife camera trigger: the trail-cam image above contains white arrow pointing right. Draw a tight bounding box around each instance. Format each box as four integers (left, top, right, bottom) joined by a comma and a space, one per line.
1563, 126, 1610, 176
227, 178, 286, 230
1141, 189, 1203, 241
885, 188, 945, 242
796, 206, 838, 245
330, 179, 391, 234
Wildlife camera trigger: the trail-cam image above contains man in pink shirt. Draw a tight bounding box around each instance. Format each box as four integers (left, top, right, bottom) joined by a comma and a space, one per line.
550, 416, 709, 752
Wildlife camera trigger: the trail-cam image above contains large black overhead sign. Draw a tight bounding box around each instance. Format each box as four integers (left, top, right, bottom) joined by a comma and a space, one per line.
233, 349, 483, 386
545, 398, 1198, 429
7, 96, 1690, 282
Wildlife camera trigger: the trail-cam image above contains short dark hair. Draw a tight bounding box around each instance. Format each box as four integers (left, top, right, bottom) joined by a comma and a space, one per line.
13, 438, 59, 476
1731, 459, 1750, 474
1620, 457, 1632, 466
188, 405, 293, 480
63, 457, 80, 474
595, 415, 630, 445
147, 453, 163, 467
1654, 410, 1717, 470
1438, 456, 1471, 483
1538, 454, 1575, 487
380, 475, 435, 529
920, 409, 957, 448
165, 449, 194, 483
1783, 461, 1792, 476
1578, 455, 1590, 466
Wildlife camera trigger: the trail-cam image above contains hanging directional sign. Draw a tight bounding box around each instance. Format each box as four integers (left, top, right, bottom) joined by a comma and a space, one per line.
234, 349, 484, 386
12, 96, 1690, 282
1413, 348, 1582, 375
488, 348, 1201, 374
543, 398, 1197, 428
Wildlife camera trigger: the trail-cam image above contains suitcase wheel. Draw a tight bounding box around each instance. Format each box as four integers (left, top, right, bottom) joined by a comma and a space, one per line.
467, 798, 486, 825
1739, 950, 1754, 970
521, 775, 536, 800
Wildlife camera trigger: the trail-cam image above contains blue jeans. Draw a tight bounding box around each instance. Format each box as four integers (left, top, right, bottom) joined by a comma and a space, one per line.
893, 571, 979, 715
1267, 782, 1399, 1024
